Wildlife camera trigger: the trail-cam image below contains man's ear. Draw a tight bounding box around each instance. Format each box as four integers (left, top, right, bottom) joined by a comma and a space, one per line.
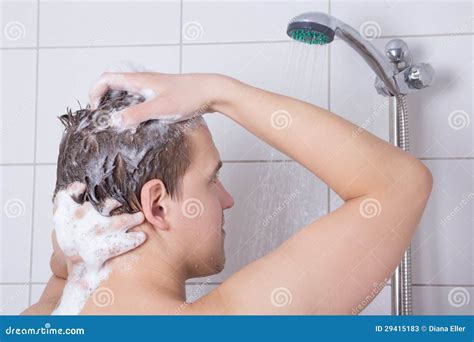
140, 179, 170, 231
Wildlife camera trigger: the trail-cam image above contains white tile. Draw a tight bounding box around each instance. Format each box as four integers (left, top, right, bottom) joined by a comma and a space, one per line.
31, 165, 56, 282
185, 282, 218, 303
39, 0, 180, 47
190, 161, 328, 283
405, 35, 473, 158
0, 166, 33, 283
411, 160, 473, 286
0, 49, 37, 163
332, 0, 474, 37
0, 0, 37, 48
30, 283, 47, 304
413, 231, 473, 286
183, 0, 328, 43
359, 284, 391, 315
0, 284, 29, 315
36, 46, 180, 163
413, 285, 474, 315
330, 38, 390, 141
184, 42, 329, 160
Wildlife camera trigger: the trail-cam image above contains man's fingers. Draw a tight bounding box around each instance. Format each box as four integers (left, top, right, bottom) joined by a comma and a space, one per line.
118, 95, 184, 128
53, 182, 86, 216
116, 100, 163, 127
89, 73, 128, 109
89, 72, 156, 110
65, 181, 87, 199
110, 211, 145, 232
101, 198, 122, 216
105, 231, 147, 259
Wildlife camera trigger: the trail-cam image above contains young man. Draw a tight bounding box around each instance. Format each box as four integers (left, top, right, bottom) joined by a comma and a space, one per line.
23, 73, 432, 315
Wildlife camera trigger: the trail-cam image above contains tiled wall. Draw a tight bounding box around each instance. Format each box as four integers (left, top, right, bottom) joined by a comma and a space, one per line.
1, 0, 472, 315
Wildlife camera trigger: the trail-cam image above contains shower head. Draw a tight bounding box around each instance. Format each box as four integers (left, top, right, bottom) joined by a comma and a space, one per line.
287, 12, 336, 45
286, 11, 399, 95
287, 13, 336, 45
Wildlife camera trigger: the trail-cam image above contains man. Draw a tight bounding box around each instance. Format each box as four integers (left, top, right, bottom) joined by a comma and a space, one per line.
23, 72, 432, 315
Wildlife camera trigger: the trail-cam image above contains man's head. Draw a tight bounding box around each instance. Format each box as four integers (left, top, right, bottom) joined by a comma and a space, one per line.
54, 90, 234, 278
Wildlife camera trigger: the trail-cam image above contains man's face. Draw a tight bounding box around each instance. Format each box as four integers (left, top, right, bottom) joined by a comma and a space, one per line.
172, 125, 234, 278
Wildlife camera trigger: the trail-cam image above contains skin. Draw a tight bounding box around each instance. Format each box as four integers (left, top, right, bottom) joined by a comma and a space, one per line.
23, 73, 433, 315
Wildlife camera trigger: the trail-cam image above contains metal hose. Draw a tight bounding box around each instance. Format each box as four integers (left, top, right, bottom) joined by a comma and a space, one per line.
390, 94, 413, 315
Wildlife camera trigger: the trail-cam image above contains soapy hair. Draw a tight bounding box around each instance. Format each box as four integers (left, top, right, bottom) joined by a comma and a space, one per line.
53, 90, 206, 215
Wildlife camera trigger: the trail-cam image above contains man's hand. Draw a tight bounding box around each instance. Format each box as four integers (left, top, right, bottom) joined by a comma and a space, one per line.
88, 72, 230, 128
53, 182, 147, 270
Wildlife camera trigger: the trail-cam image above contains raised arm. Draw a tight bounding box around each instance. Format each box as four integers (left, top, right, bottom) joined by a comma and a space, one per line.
88, 72, 433, 314
205, 77, 432, 314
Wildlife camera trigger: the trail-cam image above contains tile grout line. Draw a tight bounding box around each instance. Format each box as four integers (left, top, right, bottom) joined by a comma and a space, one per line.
327, 0, 332, 215
0, 31, 472, 51
419, 157, 474, 160
0, 156, 473, 167
26, 0, 41, 307
3, 282, 474, 288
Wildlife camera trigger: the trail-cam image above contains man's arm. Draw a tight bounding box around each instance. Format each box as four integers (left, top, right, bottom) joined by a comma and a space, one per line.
194, 77, 432, 314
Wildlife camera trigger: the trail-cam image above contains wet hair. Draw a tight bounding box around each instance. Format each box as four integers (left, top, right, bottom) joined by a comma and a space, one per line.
53, 90, 206, 215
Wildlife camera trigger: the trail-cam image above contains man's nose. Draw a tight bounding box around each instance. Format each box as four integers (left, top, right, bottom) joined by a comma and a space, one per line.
219, 182, 234, 209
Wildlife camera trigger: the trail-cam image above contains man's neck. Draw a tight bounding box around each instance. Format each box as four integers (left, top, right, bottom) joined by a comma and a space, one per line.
97, 222, 189, 309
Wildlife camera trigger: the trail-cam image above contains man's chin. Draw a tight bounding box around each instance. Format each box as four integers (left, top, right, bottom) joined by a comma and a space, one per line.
212, 253, 226, 275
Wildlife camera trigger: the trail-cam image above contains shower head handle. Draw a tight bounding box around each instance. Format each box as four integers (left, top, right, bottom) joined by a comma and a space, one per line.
330, 19, 400, 96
